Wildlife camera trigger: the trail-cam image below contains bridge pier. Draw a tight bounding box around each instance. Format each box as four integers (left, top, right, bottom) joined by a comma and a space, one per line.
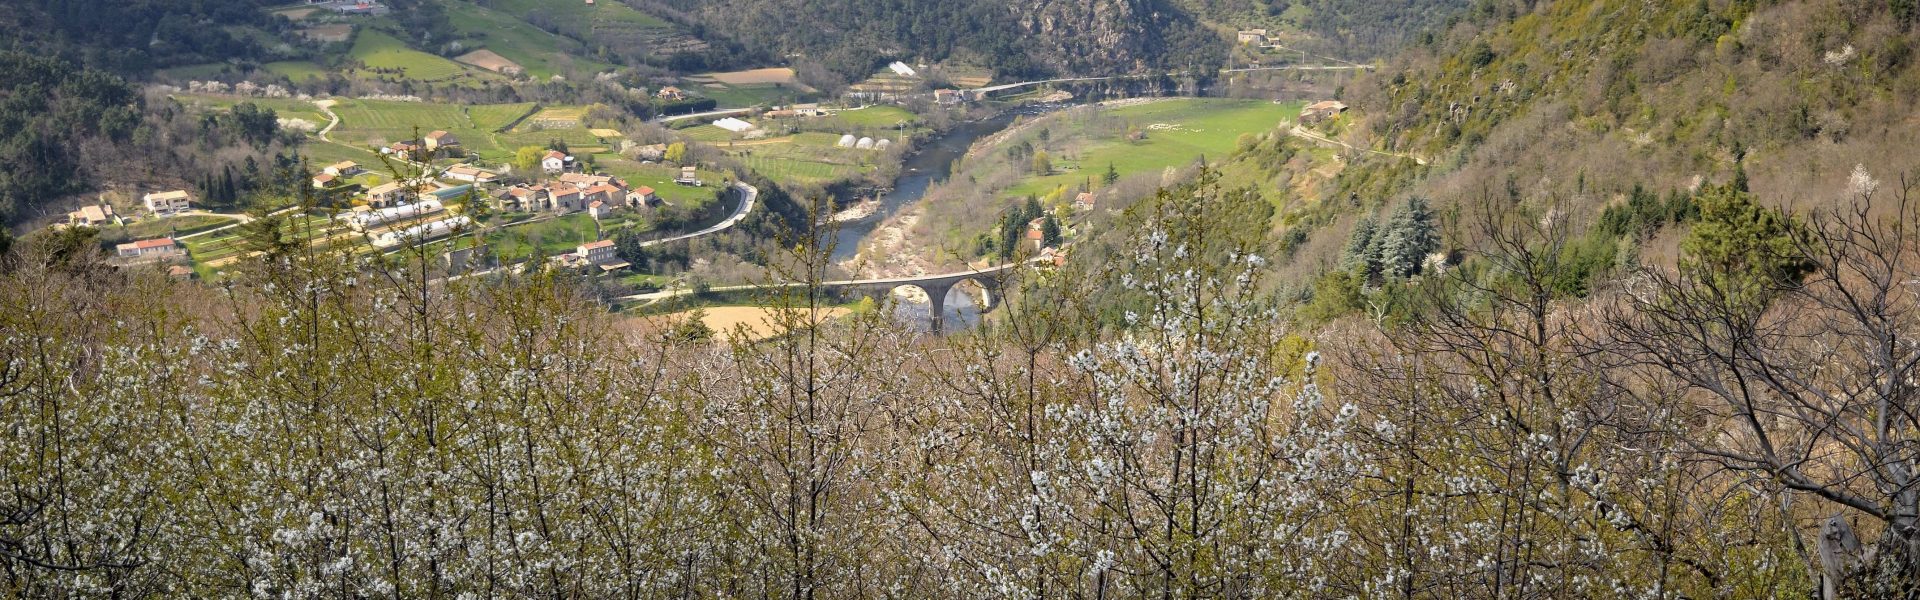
922, 281, 954, 333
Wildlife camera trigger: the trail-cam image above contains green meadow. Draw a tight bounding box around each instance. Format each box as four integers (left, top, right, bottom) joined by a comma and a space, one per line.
349, 30, 479, 82
1006, 99, 1300, 197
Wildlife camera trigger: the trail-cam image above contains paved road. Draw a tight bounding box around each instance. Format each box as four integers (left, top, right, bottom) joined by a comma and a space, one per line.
438, 181, 758, 280
640, 180, 757, 246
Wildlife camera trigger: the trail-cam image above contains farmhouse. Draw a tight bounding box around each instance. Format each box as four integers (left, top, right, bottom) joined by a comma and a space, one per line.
542, 150, 571, 174
502, 186, 546, 211
1026, 218, 1047, 250
675, 166, 703, 186
557, 173, 620, 188
579, 183, 622, 207
324, 161, 362, 177
629, 186, 659, 207
587, 201, 615, 220
313, 173, 337, 189
386, 141, 422, 155
116, 237, 182, 260
1237, 29, 1269, 45
934, 89, 964, 105
144, 190, 193, 215
67, 204, 116, 227
423, 130, 461, 152
1300, 100, 1348, 122
548, 185, 584, 212
366, 181, 412, 207
656, 86, 688, 101
1074, 192, 1097, 212
576, 239, 619, 265
443, 165, 500, 184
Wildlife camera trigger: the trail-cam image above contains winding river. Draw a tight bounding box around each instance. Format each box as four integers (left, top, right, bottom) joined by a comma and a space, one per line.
829, 107, 1065, 332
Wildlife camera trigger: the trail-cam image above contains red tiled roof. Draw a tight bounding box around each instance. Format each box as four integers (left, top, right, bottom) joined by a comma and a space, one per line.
124, 238, 178, 250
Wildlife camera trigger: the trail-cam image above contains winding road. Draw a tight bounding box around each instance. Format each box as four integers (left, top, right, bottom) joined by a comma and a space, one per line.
1287, 125, 1429, 166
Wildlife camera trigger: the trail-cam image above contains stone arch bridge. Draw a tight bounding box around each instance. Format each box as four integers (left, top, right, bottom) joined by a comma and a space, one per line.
620, 261, 1033, 332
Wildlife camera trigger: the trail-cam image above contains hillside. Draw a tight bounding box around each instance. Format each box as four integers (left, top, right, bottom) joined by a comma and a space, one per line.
1338, 0, 1920, 211
1175, 0, 1471, 58
646, 0, 1228, 82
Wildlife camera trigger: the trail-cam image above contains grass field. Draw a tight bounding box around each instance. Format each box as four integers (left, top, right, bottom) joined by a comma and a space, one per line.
173, 95, 331, 125
323, 98, 603, 161
482, 213, 603, 261
1005, 99, 1300, 197
264, 61, 328, 82
443, 1, 613, 78
480, 0, 671, 38
735, 155, 861, 187
100, 215, 236, 245
468, 103, 538, 131
592, 158, 727, 206
349, 30, 472, 81
833, 106, 918, 128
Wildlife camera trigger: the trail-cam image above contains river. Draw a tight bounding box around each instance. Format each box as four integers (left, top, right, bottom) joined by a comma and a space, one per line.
829, 105, 1072, 332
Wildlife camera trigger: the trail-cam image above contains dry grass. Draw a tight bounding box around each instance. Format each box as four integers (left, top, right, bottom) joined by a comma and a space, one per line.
643, 306, 853, 342
454, 49, 523, 74
704, 67, 800, 85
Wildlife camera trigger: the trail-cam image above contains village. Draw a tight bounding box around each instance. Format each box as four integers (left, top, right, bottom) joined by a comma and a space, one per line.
63, 126, 716, 281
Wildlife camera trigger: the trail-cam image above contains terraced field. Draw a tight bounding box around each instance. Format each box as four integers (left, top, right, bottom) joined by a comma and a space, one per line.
443, 1, 614, 78
469, 103, 539, 131
349, 30, 493, 84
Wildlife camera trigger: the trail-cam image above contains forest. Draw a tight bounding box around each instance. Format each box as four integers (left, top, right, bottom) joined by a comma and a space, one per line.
0, 51, 298, 227
2, 164, 1917, 596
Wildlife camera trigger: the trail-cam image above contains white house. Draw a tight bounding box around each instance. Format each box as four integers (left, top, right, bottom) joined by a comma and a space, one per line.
143, 190, 193, 215
576, 239, 619, 265
67, 204, 116, 227
443, 165, 499, 184
116, 237, 182, 260
542, 150, 569, 174
323, 161, 362, 177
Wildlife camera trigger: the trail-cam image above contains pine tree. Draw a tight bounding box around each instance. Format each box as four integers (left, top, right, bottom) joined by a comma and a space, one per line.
1379, 197, 1439, 279
1342, 217, 1379, 276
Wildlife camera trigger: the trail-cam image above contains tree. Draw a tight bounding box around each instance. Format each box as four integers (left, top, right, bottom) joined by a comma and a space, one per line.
664, 142, 688, 165
1031, 150, 1051, 176
667, 308, 715, 343
513, 145, 545, 174
1342, 216, 1380, 276
1678, 183, 1813, 314
1612, 171, 1920, 596
1102, 162, 1119, 187
1375, 197, 1439, 279
1039, 215, 1061, 248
